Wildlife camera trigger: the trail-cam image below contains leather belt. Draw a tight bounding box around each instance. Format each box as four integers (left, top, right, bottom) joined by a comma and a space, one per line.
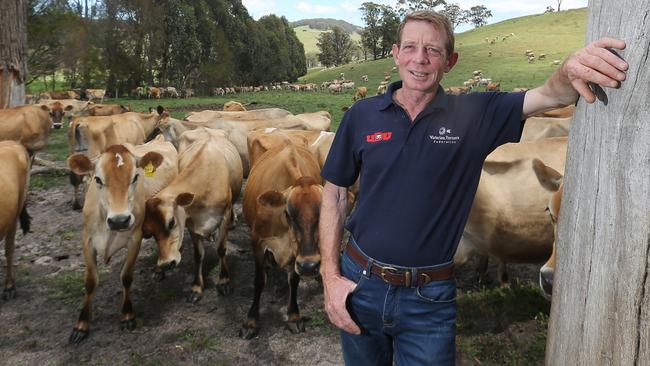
345, 243, 454, 287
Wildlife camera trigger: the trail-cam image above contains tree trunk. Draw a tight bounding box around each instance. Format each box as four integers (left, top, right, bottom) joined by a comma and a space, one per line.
0, 0, 27, 108
545, 1, 650, 365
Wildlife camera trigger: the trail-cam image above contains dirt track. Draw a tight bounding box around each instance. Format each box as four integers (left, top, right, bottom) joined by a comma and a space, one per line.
0, 183, 543, 365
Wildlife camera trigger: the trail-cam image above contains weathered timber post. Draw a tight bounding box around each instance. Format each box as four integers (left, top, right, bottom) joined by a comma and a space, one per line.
0, 0, 27, 108
546, 1, 650, 365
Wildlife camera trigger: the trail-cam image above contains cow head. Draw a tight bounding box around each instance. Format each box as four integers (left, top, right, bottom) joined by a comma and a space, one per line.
143, 192, 194, 273
42, 102, 74, 129
68, 145, 163, 231
532, 158, 564, 298
257, 177, 323, 277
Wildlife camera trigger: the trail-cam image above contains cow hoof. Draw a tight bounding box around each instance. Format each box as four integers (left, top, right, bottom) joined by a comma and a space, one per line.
69, 328, 89, 344
216, 283, 232, 296
2, 286, 16, 300
187, 292, 202, 304
120, 318, 137, 331
239, 326, 259, 340
286, 319, 306, 334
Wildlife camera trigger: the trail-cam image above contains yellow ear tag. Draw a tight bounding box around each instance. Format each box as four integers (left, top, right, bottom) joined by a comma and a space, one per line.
144, 161, 155, 177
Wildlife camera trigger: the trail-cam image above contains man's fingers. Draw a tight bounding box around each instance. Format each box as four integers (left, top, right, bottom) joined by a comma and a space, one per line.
572, 80, 596, 103
593, 37, 626, 52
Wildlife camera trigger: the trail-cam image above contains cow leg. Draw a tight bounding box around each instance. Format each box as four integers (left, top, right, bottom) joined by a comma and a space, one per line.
239, 244, 266, 340
187, 231, 205, 304
215, 208, 232, 295
286, 270, 305, 334
497, 260, 510, 287
70, 238, 98, 344
475, 254, 491, 284
120, 237, 142, 331
2, 226, 17, 300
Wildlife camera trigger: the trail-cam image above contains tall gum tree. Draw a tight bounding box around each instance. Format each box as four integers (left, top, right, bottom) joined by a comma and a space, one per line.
546, 1, 650, 364
0, 0, 27, 108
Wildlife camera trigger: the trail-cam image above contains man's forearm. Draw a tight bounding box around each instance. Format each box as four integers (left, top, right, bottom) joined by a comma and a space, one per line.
319, 182, 349, 278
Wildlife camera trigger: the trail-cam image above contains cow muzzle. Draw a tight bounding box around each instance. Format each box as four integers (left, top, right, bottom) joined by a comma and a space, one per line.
53, 122, 63, 129
295, 258, 320, 277
539, 266, 554, 299
107, 213, 134, 231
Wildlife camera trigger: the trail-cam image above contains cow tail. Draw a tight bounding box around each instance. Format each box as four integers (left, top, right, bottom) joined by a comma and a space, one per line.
19, 203, 32, 235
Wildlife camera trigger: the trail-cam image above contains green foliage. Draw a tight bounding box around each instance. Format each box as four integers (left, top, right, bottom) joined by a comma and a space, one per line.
467, 5, 493, 28
360, 2, 400, 60
317, 27, 355, 67
290, 18, 363, 34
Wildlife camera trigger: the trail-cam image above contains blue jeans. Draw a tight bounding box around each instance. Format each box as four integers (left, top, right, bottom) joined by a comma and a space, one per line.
339, 246, 457, 366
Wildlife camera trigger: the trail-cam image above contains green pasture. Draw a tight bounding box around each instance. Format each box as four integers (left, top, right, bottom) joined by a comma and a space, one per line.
294, 25, 362, 55
300, 8, 587, 92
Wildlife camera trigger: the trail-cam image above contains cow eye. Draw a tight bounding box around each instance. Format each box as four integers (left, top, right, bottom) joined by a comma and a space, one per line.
95, 176, 103, 186
132, 174, 139, 184
167, 218, 175, 231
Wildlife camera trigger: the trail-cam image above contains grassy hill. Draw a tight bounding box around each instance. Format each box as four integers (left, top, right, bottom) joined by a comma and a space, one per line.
300, 8, 588, 92
294, 25, 362, 55
291, 18, 362, 34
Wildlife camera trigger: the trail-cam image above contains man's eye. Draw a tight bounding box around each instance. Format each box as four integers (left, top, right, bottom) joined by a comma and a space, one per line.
428, 48, 442, 57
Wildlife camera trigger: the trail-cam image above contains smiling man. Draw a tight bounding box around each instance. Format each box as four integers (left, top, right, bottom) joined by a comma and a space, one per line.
319, 10, 627, 366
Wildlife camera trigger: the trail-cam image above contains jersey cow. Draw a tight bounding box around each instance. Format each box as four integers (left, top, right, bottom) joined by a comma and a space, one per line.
68, 108, 165, 209
88, 104, 130, 116
144, 128, 242, 302
239, 144, 324, 339
0, 105, 54, 154
0, 141, 31, 300
67, 145, 168, 344
454, 137, 567, 284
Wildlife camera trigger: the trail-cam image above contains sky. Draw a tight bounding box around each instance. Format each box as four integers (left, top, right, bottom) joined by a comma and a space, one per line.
242, 0, 588, 32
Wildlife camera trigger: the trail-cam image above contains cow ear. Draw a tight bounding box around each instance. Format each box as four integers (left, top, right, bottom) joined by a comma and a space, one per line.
68, 154, 93, 175
64, 105, 74, 111
40, 105, 50, 112
532, 158, 563, 192
139, 151, 163, 170
157, 105, 165, 115
175, 193, 194, 207
257, 191, 286, 208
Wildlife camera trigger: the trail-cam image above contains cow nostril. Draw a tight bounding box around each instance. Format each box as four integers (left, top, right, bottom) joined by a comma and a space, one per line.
170, 260, 177, 269
107, 215, 131, 230
297, 261, 320, 276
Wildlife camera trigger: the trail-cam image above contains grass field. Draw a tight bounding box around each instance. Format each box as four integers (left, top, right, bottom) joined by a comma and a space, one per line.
294, 25, 362, 55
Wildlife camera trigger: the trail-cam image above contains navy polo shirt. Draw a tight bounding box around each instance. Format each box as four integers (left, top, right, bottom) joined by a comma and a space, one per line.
321, 81, 526, 267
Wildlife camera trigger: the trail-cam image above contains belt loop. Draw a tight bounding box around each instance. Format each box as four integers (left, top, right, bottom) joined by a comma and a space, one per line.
410, 268, 418, 287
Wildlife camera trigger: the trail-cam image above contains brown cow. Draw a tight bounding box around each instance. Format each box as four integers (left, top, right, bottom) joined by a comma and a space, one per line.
239, 143, 324, 339
532, 158, 564, 298
0, 141, 31, 300
36, 99, 92, 128
85, 89, 106, 103
0, 105, 53, 154
534, 105, 575, 118
454, 137, 567, 284
353, 87, 368, 101
67, 145, 163, 343
67, 108, 165, 209
143, 128, 242, 302
88, 104, 130, 116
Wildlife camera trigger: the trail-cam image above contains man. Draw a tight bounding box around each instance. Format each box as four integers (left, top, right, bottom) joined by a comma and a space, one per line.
319, 10, 627, 366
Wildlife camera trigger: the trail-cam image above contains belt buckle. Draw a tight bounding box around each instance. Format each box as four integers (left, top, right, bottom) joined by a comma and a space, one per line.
379, 266, 411, 287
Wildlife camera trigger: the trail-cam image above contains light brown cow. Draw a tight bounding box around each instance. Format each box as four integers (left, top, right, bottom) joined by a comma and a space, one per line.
0, 105, 53, 154
239, 144, 324, 339
85, 89, 106, 103
88, 104, 130, 116
148, 87, 162, 99
0, 141, 31, 300
67, 145, 164, 344
36, 99, 92, 128
143, 128, 242, 302
532, 158, 564, 298
353, 87, 368, 101
534, 104, 575, 118
223, 101, 246, 111
185, 108, 292, 122
67, 109, 164, 209
454, 137, 567, 284
486, 82, 501, 91
521, 117, 572, 141
49, 90, 80, 100
247, 128, 335, 169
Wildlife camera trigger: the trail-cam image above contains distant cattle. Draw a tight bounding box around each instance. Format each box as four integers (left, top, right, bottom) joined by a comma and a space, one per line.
144, 128, 242, 302
0, 105, 54, 154
361, 75, 368, 82
0, 141, 31, 300
67, 145, 165, 343
485, 82, 501, 91
148, 87, 162, 99
240, 143, 324, 339
353, 87, 368, 101
455, 137, 567, 284
49, 90, 80, 100
445, 86, 470, 95
85, 89, 106, 103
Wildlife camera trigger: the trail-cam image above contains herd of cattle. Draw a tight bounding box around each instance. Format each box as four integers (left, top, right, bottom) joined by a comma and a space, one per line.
0, 98, 574, 343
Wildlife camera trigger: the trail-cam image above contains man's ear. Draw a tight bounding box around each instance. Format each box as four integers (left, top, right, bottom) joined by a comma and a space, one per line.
392, 43, 400, 65
445, 52, 459, 73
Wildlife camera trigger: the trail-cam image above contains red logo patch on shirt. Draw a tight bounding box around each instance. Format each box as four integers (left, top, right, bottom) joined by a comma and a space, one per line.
366, 131, 392, 143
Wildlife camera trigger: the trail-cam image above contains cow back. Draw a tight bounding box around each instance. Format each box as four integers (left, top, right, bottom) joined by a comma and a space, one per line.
0, 141, 30, 238
0, 105, 52, 152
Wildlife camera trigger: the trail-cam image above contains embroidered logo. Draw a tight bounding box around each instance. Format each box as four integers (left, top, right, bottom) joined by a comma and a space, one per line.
430, 126, 460, 144
366, 131, 392, 143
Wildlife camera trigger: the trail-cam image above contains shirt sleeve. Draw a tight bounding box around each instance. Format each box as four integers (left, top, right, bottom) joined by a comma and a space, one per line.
321, 108, 360, 187
478, 91, 526, 156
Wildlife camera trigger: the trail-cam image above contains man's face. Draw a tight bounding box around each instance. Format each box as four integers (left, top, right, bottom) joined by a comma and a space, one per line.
392, 20, 458, 94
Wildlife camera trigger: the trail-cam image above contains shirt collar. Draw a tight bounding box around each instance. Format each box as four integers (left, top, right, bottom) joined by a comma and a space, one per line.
379, 81, 449, 114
